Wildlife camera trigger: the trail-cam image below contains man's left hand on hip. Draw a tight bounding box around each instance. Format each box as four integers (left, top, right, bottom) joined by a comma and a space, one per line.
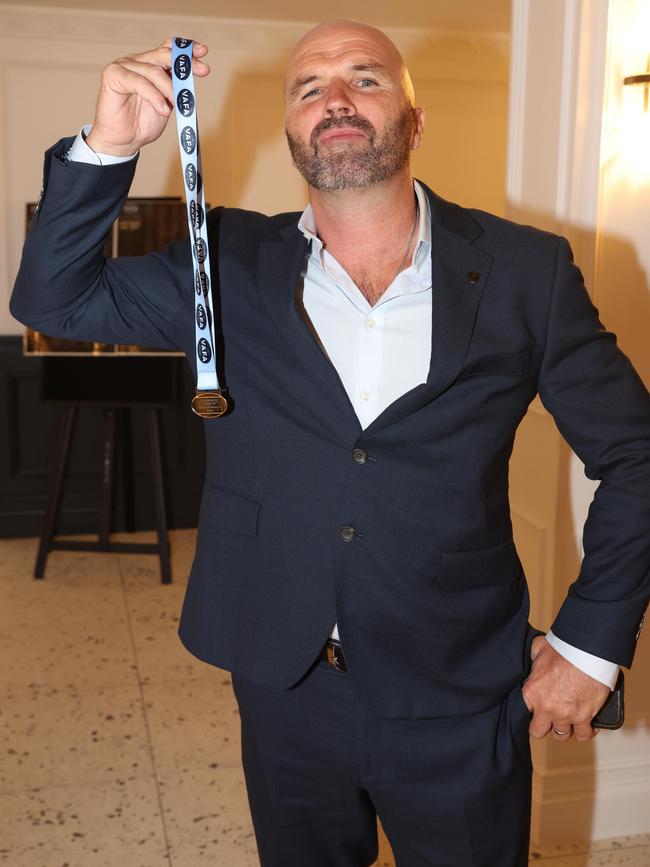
521, 636, 611, 743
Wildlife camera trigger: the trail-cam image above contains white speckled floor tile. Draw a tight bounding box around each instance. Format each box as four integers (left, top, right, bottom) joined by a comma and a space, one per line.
2, 576, 126, 627
117, 553, 179, 590
129, 615, 201, 686
529, 844, 650, 864
530, 833, 650, 861
0, 775, 168, 867
604, 835, 650, 850
0, 610, 137, 692
123, 583, 214, 685
120, 564, 188, 607
117, 535, 217, 686
0, 540, 123, 601
116, 528, 197, 593
157, 763, 258, 867
0, 537, 52, 586
143, 674, 241, 774
0, 680, 152, 794
2, 534, 649, 867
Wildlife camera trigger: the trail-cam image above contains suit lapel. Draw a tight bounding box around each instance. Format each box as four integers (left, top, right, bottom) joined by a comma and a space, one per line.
257, 229, 363, 438
363, 186, 493, 437
255, 183, 493, 441
428, 205, 493, 396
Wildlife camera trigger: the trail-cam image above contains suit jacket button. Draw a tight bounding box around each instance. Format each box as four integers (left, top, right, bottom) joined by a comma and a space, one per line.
340, 525, 357, 542
467, 271, 481, 283
352, 448, 367, 464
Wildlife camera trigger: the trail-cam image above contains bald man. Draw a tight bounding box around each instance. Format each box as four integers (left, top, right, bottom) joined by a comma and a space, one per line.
11, 18, 650, 867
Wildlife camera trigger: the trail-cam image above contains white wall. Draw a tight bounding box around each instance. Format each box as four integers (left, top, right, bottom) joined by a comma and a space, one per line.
507, 0, 650, 847
0, 3, 510, 336
586, 0, 650, 836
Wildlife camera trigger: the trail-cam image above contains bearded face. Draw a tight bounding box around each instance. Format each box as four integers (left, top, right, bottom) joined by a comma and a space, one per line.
286, 106, 414, 192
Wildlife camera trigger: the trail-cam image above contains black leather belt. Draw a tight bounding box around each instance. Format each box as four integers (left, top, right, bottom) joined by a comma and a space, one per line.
320, 638, 347, 672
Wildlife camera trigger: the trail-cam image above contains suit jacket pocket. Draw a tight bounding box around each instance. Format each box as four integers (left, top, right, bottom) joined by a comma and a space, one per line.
437, 538, 522, 591
199, 482, 262, 537
458, 347, 532, 379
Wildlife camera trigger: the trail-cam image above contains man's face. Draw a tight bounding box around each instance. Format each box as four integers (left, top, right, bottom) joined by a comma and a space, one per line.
284, 23, 423, 192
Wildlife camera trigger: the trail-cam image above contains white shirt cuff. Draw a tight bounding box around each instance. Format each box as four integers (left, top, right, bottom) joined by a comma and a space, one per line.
67, 125, 139, 166
546, 629, 620, 690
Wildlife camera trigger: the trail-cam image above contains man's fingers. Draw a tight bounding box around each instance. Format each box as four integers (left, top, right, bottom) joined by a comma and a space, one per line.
530, 635, 546, 661
529, 715, 575, 741
120, 46, 173, 70
121, 41, 209, 73
155, 38, 209, 63
528, 709, 573, 741
550, 724, 573, 742
192, 59, 211, 77
528, 710, 552, 740
529, 710, 602, 742
115, 59, 175, 105
159, 36, 208, 51
528, 709, 599, 742
573, 722, 598, 742
106, 65, 171, 116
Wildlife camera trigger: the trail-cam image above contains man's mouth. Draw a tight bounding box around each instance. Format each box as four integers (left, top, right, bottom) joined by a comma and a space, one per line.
318, 128, 367, 144
310, 117, 374, 149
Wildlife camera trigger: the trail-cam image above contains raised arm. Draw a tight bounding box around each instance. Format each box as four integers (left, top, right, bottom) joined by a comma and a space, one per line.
10, 38, 211, 355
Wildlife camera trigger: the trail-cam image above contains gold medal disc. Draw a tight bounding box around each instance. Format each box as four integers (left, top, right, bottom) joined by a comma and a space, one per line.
191, 390, 228, 419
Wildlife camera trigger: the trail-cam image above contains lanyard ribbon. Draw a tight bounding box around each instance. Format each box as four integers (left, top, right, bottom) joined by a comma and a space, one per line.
171, 37, 227, 418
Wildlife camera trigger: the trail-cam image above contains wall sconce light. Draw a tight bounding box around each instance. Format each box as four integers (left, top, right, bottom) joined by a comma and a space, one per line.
624, 57, 650, 111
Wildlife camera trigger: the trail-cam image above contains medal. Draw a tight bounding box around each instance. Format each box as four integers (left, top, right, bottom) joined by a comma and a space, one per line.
171, 37, 226, 417
191, 389, 228, 418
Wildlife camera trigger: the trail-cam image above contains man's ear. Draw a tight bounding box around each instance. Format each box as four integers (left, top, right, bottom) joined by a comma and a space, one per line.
411, 107, 425, 150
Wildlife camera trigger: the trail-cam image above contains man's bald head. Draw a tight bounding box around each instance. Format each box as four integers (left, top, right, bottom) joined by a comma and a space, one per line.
285, 19, 415, 107
283, 18, 424, 193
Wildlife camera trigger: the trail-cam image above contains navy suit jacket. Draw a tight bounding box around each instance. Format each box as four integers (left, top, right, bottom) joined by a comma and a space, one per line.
11, 137, 650, 719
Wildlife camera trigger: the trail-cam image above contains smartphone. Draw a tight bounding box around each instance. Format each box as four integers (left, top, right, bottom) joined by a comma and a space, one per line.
591, 671, 624, 729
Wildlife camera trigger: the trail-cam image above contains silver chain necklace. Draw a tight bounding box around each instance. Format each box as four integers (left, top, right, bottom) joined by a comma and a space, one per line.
394, 199, 420, 281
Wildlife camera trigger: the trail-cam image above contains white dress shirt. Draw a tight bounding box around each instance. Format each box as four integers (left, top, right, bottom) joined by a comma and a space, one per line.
67, 128, 620, 689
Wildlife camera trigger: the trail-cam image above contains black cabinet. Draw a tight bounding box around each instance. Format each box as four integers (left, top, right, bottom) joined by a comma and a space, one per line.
0, 337, 205, 539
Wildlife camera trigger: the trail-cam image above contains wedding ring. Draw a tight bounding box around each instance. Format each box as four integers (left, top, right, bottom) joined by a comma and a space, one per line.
552, 728, 570, 736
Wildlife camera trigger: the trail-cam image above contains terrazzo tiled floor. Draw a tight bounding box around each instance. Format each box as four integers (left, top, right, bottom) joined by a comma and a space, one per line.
0, 530, 648, 866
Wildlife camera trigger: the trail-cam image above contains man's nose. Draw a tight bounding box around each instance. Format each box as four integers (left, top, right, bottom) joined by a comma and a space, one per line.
324, 81, 356, 117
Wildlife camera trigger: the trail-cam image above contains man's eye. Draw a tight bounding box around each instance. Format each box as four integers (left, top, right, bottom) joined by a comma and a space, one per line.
302, 88, 321, 99
356, 79, 378, 88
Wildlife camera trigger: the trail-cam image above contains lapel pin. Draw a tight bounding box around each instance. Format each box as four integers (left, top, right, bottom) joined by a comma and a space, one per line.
467, 271, 481, 283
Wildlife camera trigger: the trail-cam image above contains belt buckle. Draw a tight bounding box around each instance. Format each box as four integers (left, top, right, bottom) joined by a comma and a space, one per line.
326, 640, 346, 672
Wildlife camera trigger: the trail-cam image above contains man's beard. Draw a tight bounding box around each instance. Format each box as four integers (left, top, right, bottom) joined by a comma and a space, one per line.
286, 107, 413, 192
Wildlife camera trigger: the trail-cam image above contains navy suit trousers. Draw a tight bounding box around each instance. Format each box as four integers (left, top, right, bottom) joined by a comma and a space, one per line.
232, 655, 533, 867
